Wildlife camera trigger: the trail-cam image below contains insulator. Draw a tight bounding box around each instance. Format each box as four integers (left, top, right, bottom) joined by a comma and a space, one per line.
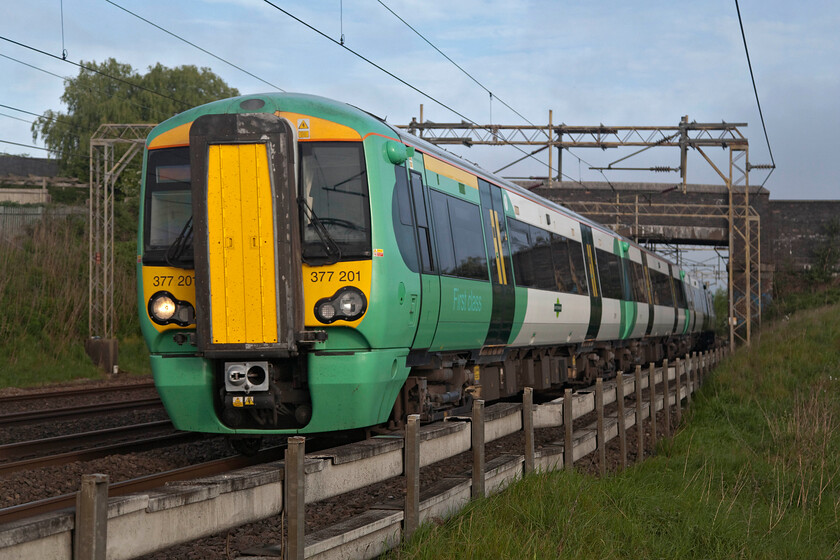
748, 163, 775, 170
651, 166, 673, 173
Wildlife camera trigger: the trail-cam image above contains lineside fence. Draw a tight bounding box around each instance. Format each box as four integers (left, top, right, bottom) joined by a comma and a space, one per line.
0, 206, 85, 241
0, 349, 726, 560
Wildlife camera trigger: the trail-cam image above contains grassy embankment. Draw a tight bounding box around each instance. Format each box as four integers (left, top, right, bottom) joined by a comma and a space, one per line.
389, 305, 840, 559
0, 211, 150, 388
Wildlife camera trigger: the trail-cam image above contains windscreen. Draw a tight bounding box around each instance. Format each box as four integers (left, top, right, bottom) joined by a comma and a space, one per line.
299, 142, 371, 263
143, 147, 192, 266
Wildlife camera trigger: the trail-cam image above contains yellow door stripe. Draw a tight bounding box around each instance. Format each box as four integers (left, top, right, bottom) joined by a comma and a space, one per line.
586, 244, 599, 298
490, 210, 508, 285
207, 143, 278, 344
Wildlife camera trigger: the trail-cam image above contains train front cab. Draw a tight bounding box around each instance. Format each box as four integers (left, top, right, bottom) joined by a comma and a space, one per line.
139, 98, 412, 436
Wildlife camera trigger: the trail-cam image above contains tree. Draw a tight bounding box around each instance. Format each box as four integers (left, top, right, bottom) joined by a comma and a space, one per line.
32, 58, 239, 184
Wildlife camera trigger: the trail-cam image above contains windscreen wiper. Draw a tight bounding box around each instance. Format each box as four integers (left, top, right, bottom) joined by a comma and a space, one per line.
165, 216, 194, 269
298, 196, 341, 265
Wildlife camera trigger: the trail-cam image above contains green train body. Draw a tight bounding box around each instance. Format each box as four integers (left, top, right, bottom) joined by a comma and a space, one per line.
138, 93, 715, 437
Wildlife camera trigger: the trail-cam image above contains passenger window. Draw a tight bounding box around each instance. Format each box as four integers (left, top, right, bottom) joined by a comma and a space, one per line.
431, 190, 487, 281
509, 219, 534, 288
596, 248, 624, 300
430, 190, 456, 275
629, 260, 649, 303
410, 172, 435, 274
447, 196, 488, 280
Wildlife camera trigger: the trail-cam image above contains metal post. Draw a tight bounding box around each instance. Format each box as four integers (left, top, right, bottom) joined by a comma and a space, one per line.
596, 378, 605, 476
634, 365, 644, 460
75, 473, 109, 560
616, 372, 627, 470
564, 388, 574, 470
285, 436, 306, 560
472, 399, 485, 499
648, 363, 657, 452
547, 110, 554, 189
523, 387, 535, 474
663, 359, 672, 437
404, 414, 420, 539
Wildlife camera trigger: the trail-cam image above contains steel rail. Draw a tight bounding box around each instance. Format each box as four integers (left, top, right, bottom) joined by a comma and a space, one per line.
0, 398, 164, 427
0, 420, 174, 461
0, 446, 287, 525
0, 381, 156, 405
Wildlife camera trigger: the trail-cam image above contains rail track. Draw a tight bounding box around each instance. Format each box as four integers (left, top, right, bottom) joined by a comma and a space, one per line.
0, 445, 287, 525
0, 381, 156, 406
0, 397, 164, 428
0, 421, 205, 475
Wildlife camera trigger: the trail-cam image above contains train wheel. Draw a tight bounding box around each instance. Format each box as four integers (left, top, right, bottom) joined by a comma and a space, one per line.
230, 436, 263, 456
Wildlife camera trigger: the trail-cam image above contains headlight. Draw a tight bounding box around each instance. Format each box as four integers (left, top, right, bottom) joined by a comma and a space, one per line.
314, 286, 367, 323
148, 291, 196, 326
150, 293, 176, 321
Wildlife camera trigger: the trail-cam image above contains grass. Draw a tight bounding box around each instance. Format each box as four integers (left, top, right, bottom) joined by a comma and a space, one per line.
388, 305, 840, 559
0, 212, 150, 388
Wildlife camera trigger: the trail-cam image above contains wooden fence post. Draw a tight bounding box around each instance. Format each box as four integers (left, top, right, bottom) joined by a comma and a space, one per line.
635, 365, 644, 459
596, 378, 605, 476
75, 473, 109, 560
286, 436, 306, 560
663, 358, 672, 436
616, 372, 627, 470
523, 387, 535, 474
648, 363, 657, 452
472, 399, 485, 499
564, 388, 574, 470
405, 414, 420, 540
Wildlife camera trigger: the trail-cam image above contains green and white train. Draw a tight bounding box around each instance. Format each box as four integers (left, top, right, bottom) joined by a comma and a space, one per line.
138, 93, 715, 445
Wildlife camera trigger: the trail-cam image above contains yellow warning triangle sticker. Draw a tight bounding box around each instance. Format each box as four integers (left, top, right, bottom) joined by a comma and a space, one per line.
297, 119, 311, 139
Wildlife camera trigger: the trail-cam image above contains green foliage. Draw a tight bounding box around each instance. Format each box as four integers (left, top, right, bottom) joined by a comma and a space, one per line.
0, 214, 148, 388
31, 58, 239, 190
713, 288, 728, 336
809, 218, 840, 283
766, 219, 840, 320
389, 306, 840, 559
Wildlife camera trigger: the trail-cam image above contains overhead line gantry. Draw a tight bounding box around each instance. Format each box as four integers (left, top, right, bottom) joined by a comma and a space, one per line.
400, 111, 765, 348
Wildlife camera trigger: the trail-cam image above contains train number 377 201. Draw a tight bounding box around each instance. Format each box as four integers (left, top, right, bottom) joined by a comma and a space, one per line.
310, 270, 362, 282
152, 275, 194, 287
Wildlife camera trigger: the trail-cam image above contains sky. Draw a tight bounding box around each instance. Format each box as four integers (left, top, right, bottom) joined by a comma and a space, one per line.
0, 0, 838, 202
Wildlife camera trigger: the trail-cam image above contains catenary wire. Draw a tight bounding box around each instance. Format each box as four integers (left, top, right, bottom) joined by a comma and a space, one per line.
0, 34, 191, 109
0, 52, 166, 116
104, 0, 286, 92
261, 0, 589, 188
734, 0, 775, 188
375, 0, 607, 183
376, 0, 539, 130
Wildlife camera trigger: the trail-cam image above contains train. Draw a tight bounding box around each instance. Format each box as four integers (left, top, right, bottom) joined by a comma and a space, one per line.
138, 92, 715, 451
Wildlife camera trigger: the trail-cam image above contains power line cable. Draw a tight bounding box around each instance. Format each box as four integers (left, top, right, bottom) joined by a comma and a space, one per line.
0, 112, 32, 125
0, 102, 92, 134
0, 138, 87, 160
104, 0, 286, 92
0, 34, 191, 109
261, 0, 474, 125
734, 0, 775, 187
0, 52, 165, 116
376, 0, 539, 129
0, 52, 66, 80
261, 1, 589, 187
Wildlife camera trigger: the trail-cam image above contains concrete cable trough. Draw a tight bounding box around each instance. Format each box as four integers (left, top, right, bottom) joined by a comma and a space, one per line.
0, 349, 723, 560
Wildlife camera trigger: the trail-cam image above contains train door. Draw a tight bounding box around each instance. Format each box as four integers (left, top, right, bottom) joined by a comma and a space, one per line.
189, 112, 303, 356
581, 225, 602, 340
478, 180, 516, 346
408, 170, 440, 349
641, 252, 655, 336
